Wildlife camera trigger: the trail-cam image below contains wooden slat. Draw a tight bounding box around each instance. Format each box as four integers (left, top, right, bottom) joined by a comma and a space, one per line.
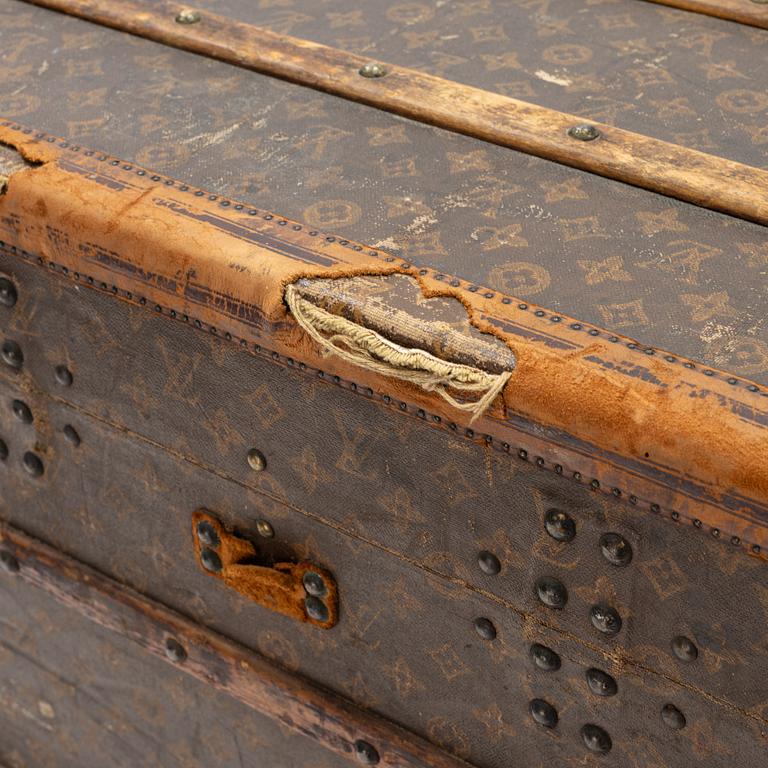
0, 521, 471, 768
641, 0, 768, 30
21, 0, 768, 228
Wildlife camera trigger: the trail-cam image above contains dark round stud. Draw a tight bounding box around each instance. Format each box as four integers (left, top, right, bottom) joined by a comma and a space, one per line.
544, 508, 576, 542
54, 365, 73, 387
473, 617, 497, 640
477, 550, 501, 575
63, 425, 81, 447
529, 698, 558, 728
22, 451, 44, 478
354, 739, 380, 765
0, 278, 17, 308
1, 340, 23, 370
661, 703, 686, 730
11, 399, 32, 424
530, 643, 560, 671
305, 595, 329, 622
359, 62, 387, 78
164, 637, 187, 663
200, 547, 222, 573
585, 668, 617, 697
196, 520, 220, 548
0, 438, 7, 461
247, 448, 266, 471
671, 635, 698, 662
590, 604, 622, 636
0, 550, 20, 573
581, 724, 612, 753
536, 576, 568, 609
599, 532, 633, 566
302, 570, 328, 597
568, 124, 601, 142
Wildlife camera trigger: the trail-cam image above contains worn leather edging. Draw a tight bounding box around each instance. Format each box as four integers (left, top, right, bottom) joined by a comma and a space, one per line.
640, 0, 768, 30
0, 121, 766, 558
19, 0, 768, 227
0, 520, 471, 768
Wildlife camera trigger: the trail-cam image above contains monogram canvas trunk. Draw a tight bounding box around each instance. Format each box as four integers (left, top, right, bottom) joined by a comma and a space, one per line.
0, 1, 766, 767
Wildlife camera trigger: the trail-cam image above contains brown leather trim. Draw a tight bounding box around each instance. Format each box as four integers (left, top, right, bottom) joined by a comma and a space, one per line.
19, 0, 768, 227
640, 0, 768, 30
0, 121, 766, 557
0, 520, 471, 768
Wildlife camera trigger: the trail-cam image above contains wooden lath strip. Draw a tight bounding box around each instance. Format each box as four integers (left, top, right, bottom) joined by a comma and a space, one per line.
640, 0, 768, 30
21, 0, 768, 228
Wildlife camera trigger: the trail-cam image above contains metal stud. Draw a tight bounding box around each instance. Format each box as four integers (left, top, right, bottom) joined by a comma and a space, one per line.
22, 451, 43, 478
302, 571, 328, 598
175, 8, 201, 23
0, 278, 17, 308
477, 550, 501, 575
63, 425, 81, 447
54, 365, 73, 387
590, 604, 622, 636
305, 595, 329, 622
196, 520, 220, 548
0, 438, 7, 461
585, 668, 617, 697
544, 508, 575, 542
536, 576, 568, 609
567, 124, 601, 142
0, 550, 20, 573
581, 724, 612, 754
599, 532, 633, 566
164, 637, 187, 663
359, 62, 387, 78
671, 635, 698, 662
473, 617, 497, 640
661, 703, 686, 730
256, 519, 274, 538
1, 340, 23, 370
354, 739, 380, 765
11, 399, 32, 424
247, 448, 266, 471
530, 643, 561, 671
529, 698, 558, 728
200, 547, 222, 573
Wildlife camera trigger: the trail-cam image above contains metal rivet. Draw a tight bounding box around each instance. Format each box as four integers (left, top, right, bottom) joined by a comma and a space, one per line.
0, 438, 7, 461
473, 617, 497, 640
63, 425, 81, 447
256, 519, 274, 538
354, 739, 380, 765
477, 550, 501, 575
54, 365, 73, 387
585, 668, 617, 697
1, 340, 23, 370
359, 62, 387, 78
247, 448, 266, 471
0, 550, 20, 573
0, 278, 17, 308
164, 637, 187, 663
11, 399, 32, 424
544, 508, 576, 542
175, 8, 201, 23
590, 604, 622, 636
305, 595, 329, 622
599, 532, 633, 566
536, 576, 568, 609
581, 724, 612, 754
661, 703, 686, 730
200, 547, 222, 573
196, 520, 220, 548
22, 451, 44, 478
530, 643, 560, 671
671, 635, 698, 662
567, 124, 601, 142
529, 698, 558, 728
302, 571, 328, 598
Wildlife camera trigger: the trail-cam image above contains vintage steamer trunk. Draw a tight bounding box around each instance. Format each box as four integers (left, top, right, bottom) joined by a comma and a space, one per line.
0, 0, 767, 766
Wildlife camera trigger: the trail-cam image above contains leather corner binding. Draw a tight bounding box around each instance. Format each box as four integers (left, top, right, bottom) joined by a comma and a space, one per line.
0, 120, 765, 557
